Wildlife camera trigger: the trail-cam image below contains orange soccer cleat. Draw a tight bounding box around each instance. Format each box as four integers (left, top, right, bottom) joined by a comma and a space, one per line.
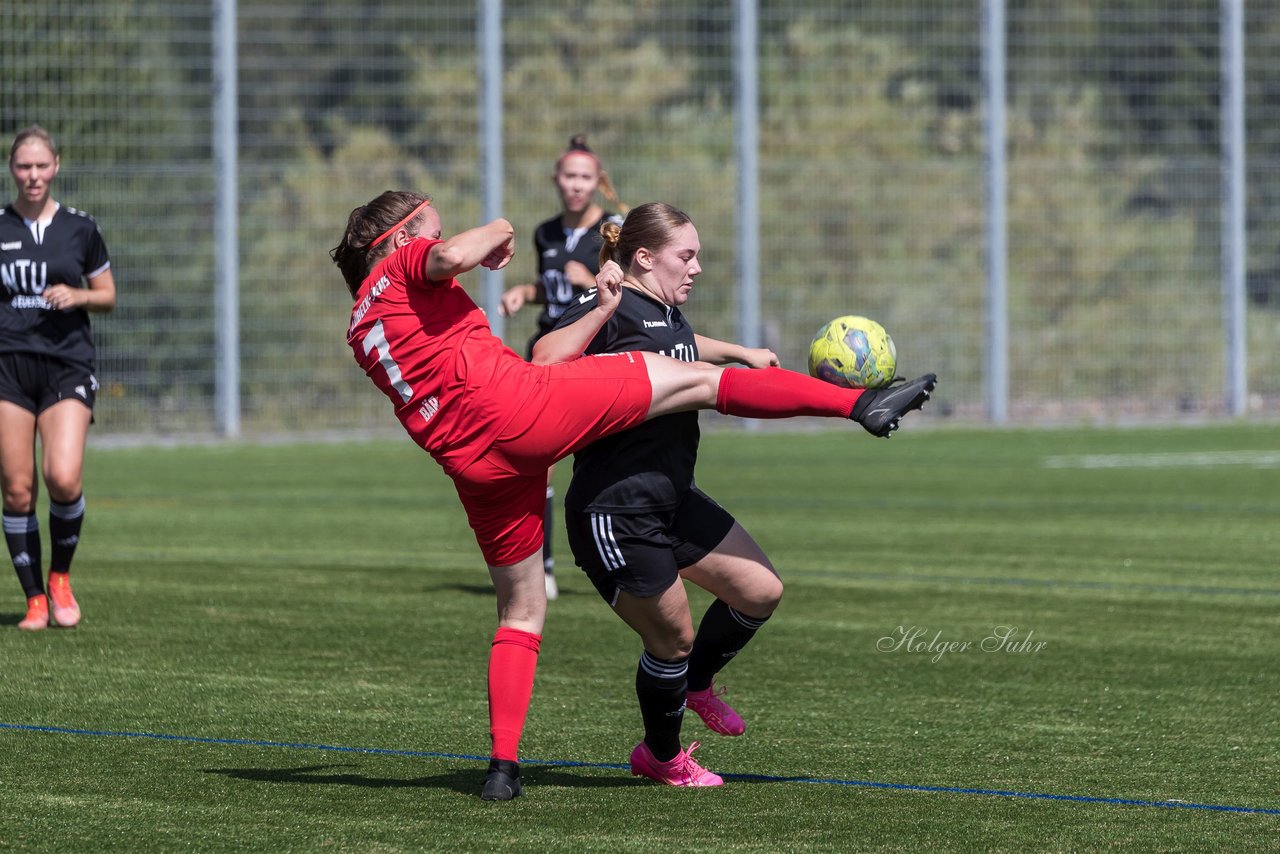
17, 593, 48, 631
47, 572, 80, 628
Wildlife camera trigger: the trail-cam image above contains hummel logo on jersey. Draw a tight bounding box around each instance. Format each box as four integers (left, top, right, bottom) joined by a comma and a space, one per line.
577, 290, 597, 305
643, 319, 668, 328
74, 385, 87, 399
0, 241, 20, 251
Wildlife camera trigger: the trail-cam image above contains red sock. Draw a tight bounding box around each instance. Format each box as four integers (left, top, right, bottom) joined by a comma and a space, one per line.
487, 626, 542, 762
715, 367, 864, 419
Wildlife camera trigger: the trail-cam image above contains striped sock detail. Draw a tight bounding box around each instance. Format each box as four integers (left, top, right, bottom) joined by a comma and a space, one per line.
639, 650, 689, 681
49, 495, 86, 520
3, 512, 37, 535
728, 606, 769, 631
590, 512, 626, 571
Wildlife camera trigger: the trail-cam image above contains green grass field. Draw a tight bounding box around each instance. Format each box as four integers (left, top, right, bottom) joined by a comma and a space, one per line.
1, 424, 1278, 851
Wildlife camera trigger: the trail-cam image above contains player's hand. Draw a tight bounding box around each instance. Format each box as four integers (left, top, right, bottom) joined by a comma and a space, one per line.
564, 260, 594, 288
42, 284, 84, 311
742, 348, 780, 369
595, 260, 623, 290
500, 284, 531, 317
594, 260, 624, 315
480, 233, 515, 271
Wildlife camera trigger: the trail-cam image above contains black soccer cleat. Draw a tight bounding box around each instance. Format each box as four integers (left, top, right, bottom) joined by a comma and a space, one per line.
850, 373, 938, 438
480, 758, 522, 801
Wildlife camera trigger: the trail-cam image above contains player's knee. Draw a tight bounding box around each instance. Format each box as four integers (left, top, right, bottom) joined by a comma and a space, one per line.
692, 361, 722, 401
648, 630, 695, 661
2, 485, 34, 513
42, 466, 82, 503
748, 575, 783, 616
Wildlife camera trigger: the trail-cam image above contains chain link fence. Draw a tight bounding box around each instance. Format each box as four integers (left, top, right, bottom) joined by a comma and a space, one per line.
2, 0, 1277, 437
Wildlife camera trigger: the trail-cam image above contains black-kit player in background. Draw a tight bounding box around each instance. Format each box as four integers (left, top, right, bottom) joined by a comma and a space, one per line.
1, 125, 117, 631
535, 203, 854, 787
500, 135, 626, 601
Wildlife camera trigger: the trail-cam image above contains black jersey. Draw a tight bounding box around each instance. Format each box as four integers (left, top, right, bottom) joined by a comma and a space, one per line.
0, 203, 109, 368
531, 210, 622, 330
558, 286, 701, 513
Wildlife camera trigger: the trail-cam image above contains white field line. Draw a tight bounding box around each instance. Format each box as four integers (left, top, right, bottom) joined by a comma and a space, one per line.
1043, 450, 1280, 469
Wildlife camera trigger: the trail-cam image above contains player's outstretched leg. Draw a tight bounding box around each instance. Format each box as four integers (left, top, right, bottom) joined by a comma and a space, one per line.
850, 373, 937, 438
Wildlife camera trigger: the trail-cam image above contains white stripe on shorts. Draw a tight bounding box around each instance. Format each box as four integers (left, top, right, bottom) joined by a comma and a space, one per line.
590, 512, 626, 572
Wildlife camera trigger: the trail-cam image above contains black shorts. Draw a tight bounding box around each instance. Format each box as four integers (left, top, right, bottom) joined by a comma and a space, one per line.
566, 486, 736, 605
0, 352, 97, 415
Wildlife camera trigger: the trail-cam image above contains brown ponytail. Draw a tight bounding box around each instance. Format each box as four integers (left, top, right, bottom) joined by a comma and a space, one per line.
598, 171, 630, 216
598, 219, 623, 268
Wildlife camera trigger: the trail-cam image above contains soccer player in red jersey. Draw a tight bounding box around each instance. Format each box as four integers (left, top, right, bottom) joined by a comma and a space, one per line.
331, 190, 936, 800
2, 126, 116, 631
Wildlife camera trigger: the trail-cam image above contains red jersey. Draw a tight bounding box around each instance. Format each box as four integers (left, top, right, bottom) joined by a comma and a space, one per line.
347, 238, 540, 474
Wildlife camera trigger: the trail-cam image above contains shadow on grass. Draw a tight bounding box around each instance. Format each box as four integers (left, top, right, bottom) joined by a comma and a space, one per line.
204, 762, 644, 794
429, 583, 591, 599
205, 763, 480, 795
0, 613, 21, 626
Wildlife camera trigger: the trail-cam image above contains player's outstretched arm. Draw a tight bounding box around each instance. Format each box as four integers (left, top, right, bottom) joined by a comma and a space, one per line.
693, 334, 778, 369
427, 218, 515, 282
530, 290, 611, 365
530, 261, 625, 365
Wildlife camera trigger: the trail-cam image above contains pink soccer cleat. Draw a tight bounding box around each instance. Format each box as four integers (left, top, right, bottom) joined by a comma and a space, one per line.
47, 572, 80, 628
629, 740, 723, 787
686, 683, 746, 736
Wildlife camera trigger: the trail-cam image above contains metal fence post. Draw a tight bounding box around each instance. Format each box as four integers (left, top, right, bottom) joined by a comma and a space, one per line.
479, 0, 504, 338
1221, 0, 1248, 416
982, 0, 1008, 424
213, 0, 241, 437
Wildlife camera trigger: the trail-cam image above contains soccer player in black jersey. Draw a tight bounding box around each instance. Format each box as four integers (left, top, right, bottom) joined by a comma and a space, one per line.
537, 203, 937, 787
500, 135, 626, 601
2, 126, 116, 630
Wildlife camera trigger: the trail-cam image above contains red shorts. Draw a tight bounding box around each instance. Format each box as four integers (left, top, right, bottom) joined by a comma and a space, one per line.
450, 352, 652, 567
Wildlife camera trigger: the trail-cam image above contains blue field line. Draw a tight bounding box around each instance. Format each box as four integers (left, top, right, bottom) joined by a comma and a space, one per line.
4, 721, 1277, 816
803, 569, 1280, 599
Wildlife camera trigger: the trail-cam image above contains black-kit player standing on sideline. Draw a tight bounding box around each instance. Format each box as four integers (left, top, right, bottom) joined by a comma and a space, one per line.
499, 134, 626, 601
1, 125, 117, 631
534, 202, 789, 788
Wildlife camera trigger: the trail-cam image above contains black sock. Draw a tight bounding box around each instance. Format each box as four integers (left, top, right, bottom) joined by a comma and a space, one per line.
543, 486, 554, 574
636, 651, 688, 762
687, 599, 771, 693
4, 511, 43, 598
49, 495, 85, 573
